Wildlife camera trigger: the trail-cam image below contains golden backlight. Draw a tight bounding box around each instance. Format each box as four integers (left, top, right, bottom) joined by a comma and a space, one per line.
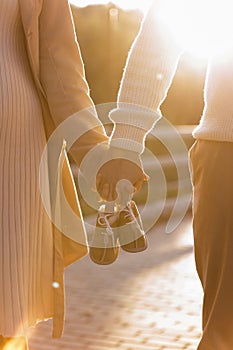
70, 0, 151, 12
71, 0, 232, 62
156, 0, 233, 59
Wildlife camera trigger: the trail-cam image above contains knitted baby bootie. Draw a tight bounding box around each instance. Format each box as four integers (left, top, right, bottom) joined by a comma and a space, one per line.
89, 204, 119, 265
118, 200, 148, 253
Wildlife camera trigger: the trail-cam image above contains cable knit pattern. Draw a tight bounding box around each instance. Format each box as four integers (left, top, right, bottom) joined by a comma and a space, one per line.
109, 0, 233, 152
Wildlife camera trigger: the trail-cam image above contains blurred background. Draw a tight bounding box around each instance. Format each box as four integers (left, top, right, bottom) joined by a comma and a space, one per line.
70, 1, 207, 125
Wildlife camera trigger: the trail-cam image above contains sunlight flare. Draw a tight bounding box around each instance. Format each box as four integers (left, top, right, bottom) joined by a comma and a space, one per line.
157, 0, 233, 59
70, 0, 233, 62
70, 0, 151, 13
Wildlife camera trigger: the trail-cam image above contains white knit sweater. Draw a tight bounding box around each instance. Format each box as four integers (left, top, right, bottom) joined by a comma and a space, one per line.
109, 0, 233, 153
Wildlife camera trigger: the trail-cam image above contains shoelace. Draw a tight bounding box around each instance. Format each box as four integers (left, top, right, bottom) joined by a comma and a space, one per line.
96, 212, 117, 246
97, 213, 114, 234
95, 202, 144, 248
118, 203, 143, 233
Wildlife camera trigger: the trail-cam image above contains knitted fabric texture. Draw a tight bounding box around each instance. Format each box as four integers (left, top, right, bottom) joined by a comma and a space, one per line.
109, 0, 233, 153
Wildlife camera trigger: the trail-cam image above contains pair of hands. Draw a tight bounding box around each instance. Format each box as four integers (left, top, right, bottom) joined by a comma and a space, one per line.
70, 127, 148, 202
95, 147, 148, 201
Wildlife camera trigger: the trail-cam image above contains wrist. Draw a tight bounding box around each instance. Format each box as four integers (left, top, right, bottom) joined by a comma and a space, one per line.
110, 124, 145, 154
109, 104, 161, 153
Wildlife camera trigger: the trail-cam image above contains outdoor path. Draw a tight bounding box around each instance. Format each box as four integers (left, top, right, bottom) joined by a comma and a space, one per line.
28, 214, 203, 350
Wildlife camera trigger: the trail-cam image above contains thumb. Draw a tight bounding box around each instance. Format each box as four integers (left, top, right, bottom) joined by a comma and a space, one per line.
143, 172, 150, 181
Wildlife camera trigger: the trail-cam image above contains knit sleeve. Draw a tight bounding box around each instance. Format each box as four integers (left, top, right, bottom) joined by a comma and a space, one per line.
109, 0, 184, 153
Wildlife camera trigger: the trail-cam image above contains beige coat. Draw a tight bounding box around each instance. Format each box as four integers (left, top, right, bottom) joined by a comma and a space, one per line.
18, 0, 107, 338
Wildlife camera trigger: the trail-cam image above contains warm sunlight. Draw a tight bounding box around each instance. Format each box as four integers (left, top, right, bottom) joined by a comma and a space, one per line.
71, 0, 233, 60
157, 0, 233, 59
70, 0, 152, 13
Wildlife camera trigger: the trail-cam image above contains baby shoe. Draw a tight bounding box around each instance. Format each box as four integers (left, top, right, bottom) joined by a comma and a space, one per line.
89, 205, 119, 265
117, 200, 148, 253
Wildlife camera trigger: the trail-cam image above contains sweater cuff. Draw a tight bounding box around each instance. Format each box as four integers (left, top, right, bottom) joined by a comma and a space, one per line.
109, 104, 161, 153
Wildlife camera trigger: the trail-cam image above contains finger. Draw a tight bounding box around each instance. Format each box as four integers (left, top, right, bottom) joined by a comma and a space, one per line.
143, 172, 150, 181
96, 173, 102, 190
113, 189, 117, 201
109, 183, 118, 202
101, 183, 110, 200
96, 179, 105, 198
133, 179, 143, 193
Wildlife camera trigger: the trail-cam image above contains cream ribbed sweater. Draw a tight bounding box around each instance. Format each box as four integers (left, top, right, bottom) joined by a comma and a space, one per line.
0, 0, 53, 336
109, 0, 233, 153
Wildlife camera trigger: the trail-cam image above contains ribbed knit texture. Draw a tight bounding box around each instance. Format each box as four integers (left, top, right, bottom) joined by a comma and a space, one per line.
0, 0, 53, 336
193, 51, 233, 141
109, 105, 162, 153
109, 0, 233, 152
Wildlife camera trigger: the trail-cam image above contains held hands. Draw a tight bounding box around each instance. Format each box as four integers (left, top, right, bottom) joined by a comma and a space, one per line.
70, 126, 148, 201
96, 147, 149, 202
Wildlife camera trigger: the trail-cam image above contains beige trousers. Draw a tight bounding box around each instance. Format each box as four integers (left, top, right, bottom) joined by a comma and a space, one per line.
190, 140, 233, 350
